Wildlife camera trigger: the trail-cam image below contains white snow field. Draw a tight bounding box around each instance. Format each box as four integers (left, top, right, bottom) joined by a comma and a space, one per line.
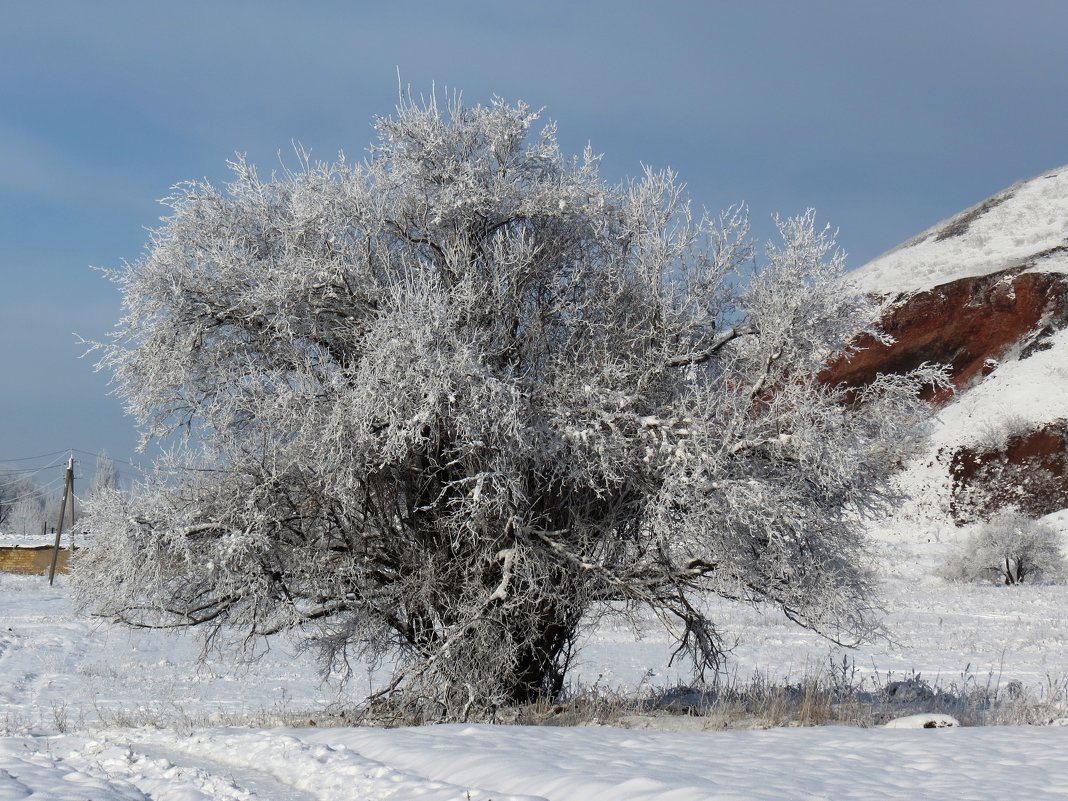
3, 520, 1068, 801
5, 723, 1068, 801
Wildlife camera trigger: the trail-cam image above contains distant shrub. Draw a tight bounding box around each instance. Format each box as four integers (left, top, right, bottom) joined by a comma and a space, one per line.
972, 412, 1032, 452
942, 510, 1067, 585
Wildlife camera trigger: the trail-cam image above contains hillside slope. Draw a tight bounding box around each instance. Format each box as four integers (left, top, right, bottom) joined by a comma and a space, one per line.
842, 165, 1068, 523
852, 165, 1068, 296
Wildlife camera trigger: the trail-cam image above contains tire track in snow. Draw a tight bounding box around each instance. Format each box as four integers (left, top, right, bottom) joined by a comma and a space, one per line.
63, 737, 314, 801
108, 729, 543, 801
129, 741, 321, 801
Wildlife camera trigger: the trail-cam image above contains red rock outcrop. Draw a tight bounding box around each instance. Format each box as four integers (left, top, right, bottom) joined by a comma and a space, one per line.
947, 422, 1068, 523
823, 268, 1068, 404
823, 267, 1068, 522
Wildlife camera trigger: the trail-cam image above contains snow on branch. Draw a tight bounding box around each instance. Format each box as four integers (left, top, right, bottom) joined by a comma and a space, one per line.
75, 91, 943, 720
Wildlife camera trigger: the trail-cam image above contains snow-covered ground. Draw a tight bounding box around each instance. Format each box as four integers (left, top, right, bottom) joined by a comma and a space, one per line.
579, 520, 1068, 696
2, 516, 1068, 800
6, 723, 1068, 801
4, 452, 1067, 799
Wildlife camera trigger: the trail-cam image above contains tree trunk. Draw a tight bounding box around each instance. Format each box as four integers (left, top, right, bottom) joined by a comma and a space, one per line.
505, 607, 577, 705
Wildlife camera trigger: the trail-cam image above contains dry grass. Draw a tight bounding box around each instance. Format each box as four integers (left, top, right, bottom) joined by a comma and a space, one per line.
8, 659, 1066, 736
495, 658, 1068, 730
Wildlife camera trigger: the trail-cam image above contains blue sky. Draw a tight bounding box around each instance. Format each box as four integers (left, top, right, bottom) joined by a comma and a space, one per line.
2, 1, 1066, 476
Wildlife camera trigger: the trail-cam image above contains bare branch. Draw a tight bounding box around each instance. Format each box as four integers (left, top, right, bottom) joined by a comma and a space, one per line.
665, 324, 756, 368
74, 92, 940, 721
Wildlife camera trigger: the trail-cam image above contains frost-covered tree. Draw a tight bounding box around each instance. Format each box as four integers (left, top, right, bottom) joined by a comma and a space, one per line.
0, 470, 44, 535
0, 470, 17, 531
86, 451, 120, 498
942, 510, 1066, 585
76, 93, 946, 718
7, 494, 46, 537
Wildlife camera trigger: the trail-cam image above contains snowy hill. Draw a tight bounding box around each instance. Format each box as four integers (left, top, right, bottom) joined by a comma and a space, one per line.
842, 165, 1068, 523
852, 164, 1068, 296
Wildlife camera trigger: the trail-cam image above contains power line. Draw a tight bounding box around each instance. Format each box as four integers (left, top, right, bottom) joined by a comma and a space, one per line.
0, 453, 69, 480
0, 474, 67, 504
0, 450, 148, 499
0, 449, 70, 464
0, 448, 150, 476
70, 448, 149, 471
0, 448, 148, 469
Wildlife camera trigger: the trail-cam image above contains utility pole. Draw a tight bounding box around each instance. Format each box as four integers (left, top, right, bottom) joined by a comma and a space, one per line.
48, 456, 75, 585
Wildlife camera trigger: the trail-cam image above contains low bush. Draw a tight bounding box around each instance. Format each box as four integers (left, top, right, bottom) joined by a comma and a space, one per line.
941, 509, 1067, 585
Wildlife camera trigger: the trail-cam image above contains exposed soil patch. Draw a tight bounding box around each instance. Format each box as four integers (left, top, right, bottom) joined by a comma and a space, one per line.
947, 421, 1068, 523
823, 268, 1068, 404
823, 268, 1068, 522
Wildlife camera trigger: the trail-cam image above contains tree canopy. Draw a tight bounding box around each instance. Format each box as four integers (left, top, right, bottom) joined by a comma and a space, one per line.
76, 94, 946, 720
